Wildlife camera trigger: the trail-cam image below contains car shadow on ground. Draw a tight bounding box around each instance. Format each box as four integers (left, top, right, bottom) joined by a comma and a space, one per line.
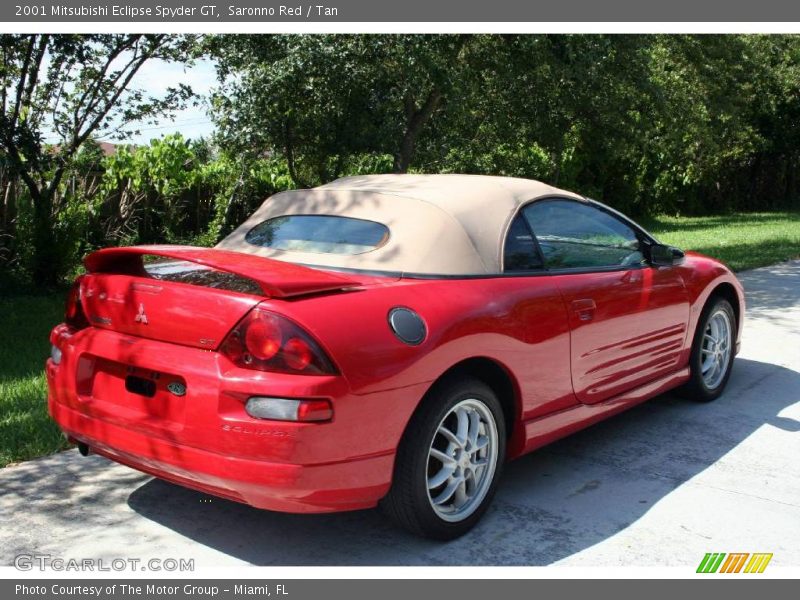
125, 355, 799, 565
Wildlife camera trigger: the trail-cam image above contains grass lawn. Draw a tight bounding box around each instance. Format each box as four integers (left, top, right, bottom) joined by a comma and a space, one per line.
642, 211, 800, 272
0, 294, 69, 467
0, 211, 798, 467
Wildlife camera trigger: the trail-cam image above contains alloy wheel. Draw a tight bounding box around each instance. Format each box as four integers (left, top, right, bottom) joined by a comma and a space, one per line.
701, 309, 733, 390
425, 398, 499, 522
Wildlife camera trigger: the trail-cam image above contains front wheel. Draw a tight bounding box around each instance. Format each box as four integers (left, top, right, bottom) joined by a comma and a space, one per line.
680, 297, 737, 402
381, 377, 505, 540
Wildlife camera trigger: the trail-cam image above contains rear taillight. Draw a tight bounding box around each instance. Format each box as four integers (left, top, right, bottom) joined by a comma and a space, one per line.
65, 278, 89, 330
220, 308, 337, 375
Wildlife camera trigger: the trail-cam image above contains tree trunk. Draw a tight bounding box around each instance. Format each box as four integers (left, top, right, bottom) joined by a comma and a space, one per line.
30, 187, 60, 288
283, 120, 308, 188
393, 89, 443, 173
0, 178, 16, 266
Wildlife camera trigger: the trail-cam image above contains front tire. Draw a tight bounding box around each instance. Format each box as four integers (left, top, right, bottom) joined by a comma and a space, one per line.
381, 377, 506, 540
680, 297, 736, 402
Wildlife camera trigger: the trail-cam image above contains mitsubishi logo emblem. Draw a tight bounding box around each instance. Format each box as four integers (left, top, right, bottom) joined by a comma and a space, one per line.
134, 303, 149, 325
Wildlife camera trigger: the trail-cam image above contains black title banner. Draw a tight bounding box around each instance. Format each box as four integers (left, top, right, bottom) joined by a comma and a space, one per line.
5, 0, 800, 22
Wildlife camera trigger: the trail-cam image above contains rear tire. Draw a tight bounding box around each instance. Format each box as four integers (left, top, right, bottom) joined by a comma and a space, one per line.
381, 376, 506, 540
679, 297, 736, 402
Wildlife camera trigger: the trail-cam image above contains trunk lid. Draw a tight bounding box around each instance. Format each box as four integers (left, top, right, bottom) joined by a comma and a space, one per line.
80, 245, 362, 349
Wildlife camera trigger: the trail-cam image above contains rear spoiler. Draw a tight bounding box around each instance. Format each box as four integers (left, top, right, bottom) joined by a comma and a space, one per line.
84, 245, 361, 298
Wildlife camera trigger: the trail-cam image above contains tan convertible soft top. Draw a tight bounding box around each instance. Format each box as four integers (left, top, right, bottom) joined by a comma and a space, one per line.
217, 174, 584, 275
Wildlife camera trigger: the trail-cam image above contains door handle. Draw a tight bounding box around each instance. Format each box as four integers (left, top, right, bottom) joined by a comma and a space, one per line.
571, 298, 597, 321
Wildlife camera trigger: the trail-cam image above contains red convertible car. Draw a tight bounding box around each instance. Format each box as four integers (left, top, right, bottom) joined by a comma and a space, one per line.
47, 175, 744, 539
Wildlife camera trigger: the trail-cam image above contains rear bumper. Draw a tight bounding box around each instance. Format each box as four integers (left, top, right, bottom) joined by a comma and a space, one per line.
46, 325, 423, 513
50, 396, 392, 512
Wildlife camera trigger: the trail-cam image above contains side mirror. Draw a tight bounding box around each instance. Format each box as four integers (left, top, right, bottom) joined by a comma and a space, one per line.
648, 243, 685, 267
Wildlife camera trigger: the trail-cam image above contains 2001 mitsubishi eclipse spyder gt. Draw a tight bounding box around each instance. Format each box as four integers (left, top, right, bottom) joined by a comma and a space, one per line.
47, 174, 744, 539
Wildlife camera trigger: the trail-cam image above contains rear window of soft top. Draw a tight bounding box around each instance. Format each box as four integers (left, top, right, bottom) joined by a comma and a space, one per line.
245, 215, 390, 255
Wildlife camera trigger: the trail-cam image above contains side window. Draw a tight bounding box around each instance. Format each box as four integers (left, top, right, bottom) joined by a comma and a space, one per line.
503, 214, 543, 272
522, 200, 644, 270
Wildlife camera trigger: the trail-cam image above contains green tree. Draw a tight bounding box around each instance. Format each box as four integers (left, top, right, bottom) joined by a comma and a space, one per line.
210, 34, 475, 184
209, 34, 800, 216
100, 134, 197, 244
0, 34, 197, 285
208, 34, 665, 204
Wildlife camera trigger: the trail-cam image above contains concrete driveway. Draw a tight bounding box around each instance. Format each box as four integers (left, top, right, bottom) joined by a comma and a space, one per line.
2, 261, 799, 567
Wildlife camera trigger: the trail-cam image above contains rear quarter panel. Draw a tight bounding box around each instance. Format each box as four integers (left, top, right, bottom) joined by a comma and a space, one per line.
258, 276, 576, 452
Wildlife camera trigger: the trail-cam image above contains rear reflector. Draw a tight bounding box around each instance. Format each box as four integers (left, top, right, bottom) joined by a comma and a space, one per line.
50, 345, 62, 365
245, 397, 333, 422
